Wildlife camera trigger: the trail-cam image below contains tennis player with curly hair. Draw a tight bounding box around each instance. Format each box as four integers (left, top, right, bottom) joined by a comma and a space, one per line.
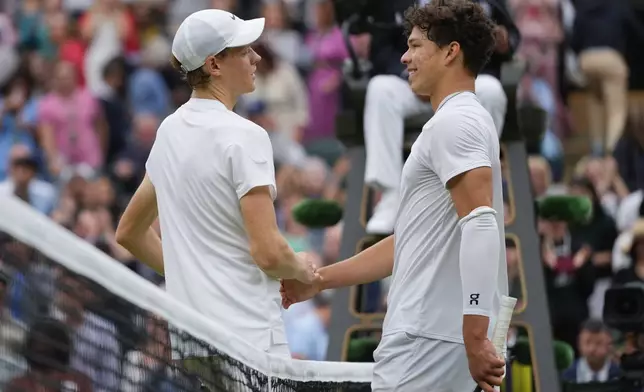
281, 1, 508, 391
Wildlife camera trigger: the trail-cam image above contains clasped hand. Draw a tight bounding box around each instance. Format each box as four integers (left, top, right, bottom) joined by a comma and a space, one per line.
466, 338, 506, 392
281, 252, 323, 309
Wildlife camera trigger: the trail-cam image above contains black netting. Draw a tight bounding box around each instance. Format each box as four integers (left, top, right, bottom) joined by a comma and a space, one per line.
0, 232, 371, 392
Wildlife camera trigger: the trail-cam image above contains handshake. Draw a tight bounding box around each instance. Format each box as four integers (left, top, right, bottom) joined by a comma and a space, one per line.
281, 252, 323, 309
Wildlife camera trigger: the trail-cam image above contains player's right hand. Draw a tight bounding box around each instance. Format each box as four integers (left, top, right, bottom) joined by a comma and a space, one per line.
280, 277, 321, 309
465, 338, 506, 392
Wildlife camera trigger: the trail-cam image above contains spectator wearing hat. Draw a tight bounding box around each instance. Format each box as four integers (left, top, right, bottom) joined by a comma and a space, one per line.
0, 144, 56, 215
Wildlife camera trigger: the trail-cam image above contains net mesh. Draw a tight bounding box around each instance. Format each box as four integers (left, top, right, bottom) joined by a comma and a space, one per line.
0, 195, 373, 392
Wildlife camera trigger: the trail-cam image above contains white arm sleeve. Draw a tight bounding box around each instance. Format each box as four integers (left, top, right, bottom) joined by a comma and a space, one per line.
459, 206, 500, 317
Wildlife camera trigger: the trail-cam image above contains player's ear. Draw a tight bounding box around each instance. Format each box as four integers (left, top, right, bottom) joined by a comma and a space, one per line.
444, 42, 461, 65
205, 55, 224, 77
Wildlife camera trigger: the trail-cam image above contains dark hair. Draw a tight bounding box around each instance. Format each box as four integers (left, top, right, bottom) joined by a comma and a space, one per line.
0, 63, 36, 99
102, 56, 127, 80
25, 317, 72, 371
170, 49, 233, 89
570, 176, 599, 204
581, 318, 610, 335
403, 0, 496, 76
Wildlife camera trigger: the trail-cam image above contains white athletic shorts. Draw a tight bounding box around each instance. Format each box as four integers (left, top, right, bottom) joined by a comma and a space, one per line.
372, 331, 476, 392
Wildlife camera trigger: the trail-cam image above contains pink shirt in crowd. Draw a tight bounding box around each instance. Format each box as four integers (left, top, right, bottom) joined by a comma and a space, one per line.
38, 89, 103, 168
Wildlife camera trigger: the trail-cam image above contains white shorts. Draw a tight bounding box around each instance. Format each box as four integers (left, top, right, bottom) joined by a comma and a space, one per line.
372, 332, 476, 392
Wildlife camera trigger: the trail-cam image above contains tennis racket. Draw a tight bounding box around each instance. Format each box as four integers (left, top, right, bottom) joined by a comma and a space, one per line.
473, 295, 517, 392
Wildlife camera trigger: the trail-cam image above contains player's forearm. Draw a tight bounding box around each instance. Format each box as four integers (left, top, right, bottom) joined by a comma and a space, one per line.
117, 227, 164, 275
252, 238, 305, 279
318, 235, 394, 290
459, 208, 500, 343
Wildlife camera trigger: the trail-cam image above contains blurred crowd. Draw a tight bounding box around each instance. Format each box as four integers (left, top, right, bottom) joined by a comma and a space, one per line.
0, 0, 643, 390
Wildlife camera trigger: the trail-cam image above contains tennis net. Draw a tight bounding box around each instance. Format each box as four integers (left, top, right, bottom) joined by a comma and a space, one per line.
0, 195, 373, 392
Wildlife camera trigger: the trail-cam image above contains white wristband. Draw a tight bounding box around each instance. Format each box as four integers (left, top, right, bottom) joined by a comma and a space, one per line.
459, 207, 501, 317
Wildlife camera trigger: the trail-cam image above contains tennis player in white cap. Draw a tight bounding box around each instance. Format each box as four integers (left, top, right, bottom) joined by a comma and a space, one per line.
116, 8, 317, 366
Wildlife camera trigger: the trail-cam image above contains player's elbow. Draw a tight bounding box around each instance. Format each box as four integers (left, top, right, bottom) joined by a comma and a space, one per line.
115, 221, 137, 248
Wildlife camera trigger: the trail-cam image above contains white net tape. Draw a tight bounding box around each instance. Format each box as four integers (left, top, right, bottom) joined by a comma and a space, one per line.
0, 195, 374, 387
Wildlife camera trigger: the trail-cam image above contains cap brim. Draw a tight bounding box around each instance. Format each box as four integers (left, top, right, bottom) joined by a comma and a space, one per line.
228, 18, 265, 48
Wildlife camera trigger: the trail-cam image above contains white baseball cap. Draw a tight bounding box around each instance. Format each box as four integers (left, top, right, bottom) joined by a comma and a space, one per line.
171, 9, 265, 73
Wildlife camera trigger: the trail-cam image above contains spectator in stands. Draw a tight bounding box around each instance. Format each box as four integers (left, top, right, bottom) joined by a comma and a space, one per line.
128, 37, 172, 119
613, 201, 644, 273
246, 42, 309, 142
322, 222, 343, 266
38, 61, 106, 181
0, 269, 27, 388
49, 11, 87, 86
280, 193, 314, 253
100, 56, 130, 165
506, 237, 523, 305
362, 0, 520, 234
51, 271, 120, 392
571, 0, 642, 153
122, 315, 176, 392
0, 144, 57, 215
6, 317, 94, 392
614, 110, 644, 193
3, 241, 55, 325
113, 113, 160, 196
568, 177, 618, 319
16, 0, 50, 55
541, 217, 595, 353
0, 68, 39, 181
286, 293, 332, 361
261, 0, 309, 68
561, 319, 621, 383
575, 156, 629, 218
303, 0, 348, 146
79, 0, 135, 96
528, 155, 554, 198
613, 219, 644, 286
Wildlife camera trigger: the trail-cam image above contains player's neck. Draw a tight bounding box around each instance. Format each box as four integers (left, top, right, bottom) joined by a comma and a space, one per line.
430, 74, 475, 112
192, 84, 237, 111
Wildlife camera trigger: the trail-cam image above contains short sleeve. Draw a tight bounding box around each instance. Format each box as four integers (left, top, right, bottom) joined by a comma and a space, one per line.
426, 118, 492, 187
227, 131, 276, 200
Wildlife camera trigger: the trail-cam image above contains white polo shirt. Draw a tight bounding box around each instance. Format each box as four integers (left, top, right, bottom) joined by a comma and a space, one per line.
383, 91, 508, 344
146, 98, 287, 355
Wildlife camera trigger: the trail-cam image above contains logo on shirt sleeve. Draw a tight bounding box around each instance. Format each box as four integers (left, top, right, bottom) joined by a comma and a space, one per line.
469, 293, 480, 306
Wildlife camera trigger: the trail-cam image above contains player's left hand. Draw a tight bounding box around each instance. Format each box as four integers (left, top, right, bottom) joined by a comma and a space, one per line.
465, 338, 506, 392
